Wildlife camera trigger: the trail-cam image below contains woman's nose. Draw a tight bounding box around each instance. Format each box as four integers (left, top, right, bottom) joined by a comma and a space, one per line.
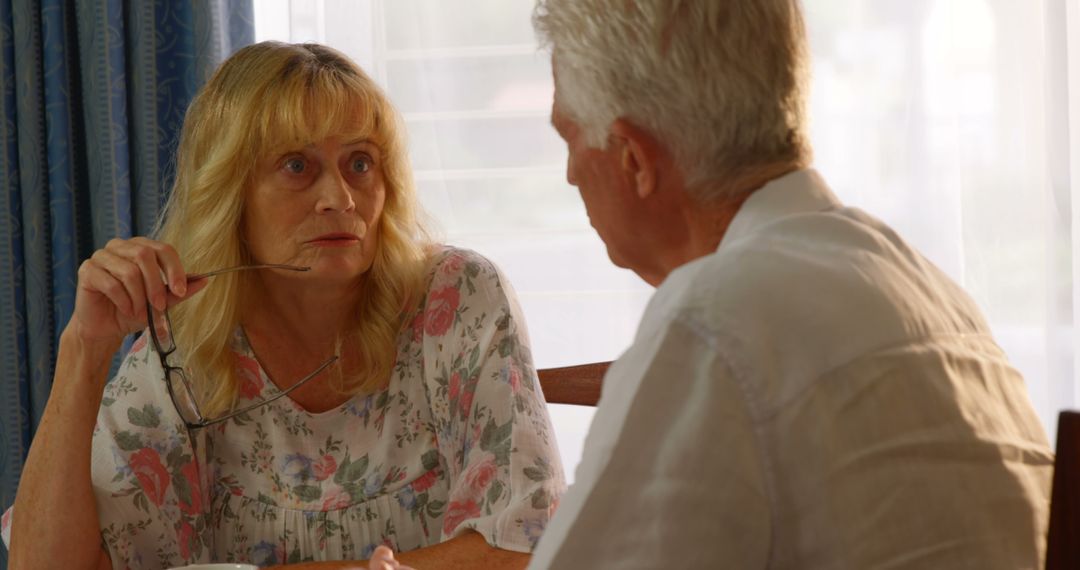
314, 169, 356, 213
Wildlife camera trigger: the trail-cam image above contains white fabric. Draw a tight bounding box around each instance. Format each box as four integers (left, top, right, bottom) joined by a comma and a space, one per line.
529, 169, 1054, 569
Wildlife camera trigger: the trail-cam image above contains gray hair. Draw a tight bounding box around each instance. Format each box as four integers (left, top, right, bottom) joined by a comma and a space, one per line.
534, 0, 812, 202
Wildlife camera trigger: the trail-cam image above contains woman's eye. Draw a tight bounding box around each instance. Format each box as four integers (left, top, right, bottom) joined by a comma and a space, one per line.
351, 154, 372, 174
283, 157, 306, 174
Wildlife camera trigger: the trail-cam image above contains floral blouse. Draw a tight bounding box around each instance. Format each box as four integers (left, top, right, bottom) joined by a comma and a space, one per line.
1, 247, 565, 569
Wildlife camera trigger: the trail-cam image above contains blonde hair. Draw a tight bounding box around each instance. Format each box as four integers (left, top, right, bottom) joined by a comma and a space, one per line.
156, 41, 431, 417
533, 0, 812, 201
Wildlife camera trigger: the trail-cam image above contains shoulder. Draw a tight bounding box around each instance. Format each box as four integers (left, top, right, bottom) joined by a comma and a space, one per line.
427, 246, 505, 281
661, 208, 954, 325
644, 208, 985, 378
423, 246, 514, 304
410, 246, 525, 346
96, 331, 191, 447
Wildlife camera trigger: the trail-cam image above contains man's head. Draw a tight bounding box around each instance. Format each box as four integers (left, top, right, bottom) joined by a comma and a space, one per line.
536, 1, 813, 283
535, 0, 812, 201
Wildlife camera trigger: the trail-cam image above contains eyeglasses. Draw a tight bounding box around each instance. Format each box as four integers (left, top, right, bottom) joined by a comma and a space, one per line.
147, 263, 339, 430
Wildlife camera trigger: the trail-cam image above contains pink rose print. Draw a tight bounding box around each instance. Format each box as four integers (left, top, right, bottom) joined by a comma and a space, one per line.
130, 447, 170, 506
442, 499, 481, 535
459, 382, 475, 417
412, 469, 438, 493
178, 519, 195, 559
464, 455, 498, 492
322, 491, 351, 511
440, 253, 465, 276
235, 353, 264, 400
424, 286, 460, 337
448, 372, 461, 403
508, 366, 522, 394
313, 454, 338, 481
179, 460, 202, 515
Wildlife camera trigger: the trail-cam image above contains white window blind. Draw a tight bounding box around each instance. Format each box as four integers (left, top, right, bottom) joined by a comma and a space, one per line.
255, 0, 1080, 469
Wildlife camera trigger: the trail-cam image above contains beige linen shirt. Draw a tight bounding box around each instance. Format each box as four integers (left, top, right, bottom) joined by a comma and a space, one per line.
529, 169, 1053, 569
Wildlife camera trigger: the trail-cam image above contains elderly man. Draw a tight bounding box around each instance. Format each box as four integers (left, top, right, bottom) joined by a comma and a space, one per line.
528, 0, 1053, 568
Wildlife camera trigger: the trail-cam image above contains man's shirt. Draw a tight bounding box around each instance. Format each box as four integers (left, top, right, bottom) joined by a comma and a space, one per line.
530, 169, 1053, 569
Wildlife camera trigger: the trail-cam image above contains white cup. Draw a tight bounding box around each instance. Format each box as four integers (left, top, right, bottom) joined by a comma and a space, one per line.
166, 561, 259, 565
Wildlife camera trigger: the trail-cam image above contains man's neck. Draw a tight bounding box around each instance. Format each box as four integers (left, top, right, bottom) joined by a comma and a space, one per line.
646, 164, 800, 286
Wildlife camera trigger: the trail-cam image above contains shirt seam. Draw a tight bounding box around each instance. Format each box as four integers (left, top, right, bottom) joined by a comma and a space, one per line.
670, 307, 1001, 417
664, 312, 780, 567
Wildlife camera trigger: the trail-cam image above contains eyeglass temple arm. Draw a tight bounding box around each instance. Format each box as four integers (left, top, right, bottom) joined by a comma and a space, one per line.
186, 264, 311, 283
196, 354, 339, 428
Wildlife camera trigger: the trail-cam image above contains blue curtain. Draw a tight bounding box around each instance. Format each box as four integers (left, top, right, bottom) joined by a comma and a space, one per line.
0, 2, 253, 567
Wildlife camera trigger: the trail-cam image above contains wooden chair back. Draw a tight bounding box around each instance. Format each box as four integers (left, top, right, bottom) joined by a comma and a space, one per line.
1047, 410, 1080, 569
537, 362, 610, 407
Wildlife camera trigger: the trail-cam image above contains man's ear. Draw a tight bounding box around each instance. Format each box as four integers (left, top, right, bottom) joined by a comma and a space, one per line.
611, 118, 660, 199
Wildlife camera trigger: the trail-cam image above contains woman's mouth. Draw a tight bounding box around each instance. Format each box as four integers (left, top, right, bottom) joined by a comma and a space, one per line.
307, 232, 362, 247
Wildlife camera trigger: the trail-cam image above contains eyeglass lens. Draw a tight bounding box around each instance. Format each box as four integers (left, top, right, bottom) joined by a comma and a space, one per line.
167, 368, 203, 425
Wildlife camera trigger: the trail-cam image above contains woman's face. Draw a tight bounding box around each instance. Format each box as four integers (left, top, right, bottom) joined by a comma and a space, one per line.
243, 135, 386, 284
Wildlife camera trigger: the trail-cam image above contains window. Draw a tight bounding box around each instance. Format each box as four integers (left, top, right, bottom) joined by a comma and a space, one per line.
256, 0, 1080, 462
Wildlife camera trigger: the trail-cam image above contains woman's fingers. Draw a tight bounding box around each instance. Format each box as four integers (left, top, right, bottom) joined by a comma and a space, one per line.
165, 277, 209, 308
134, 246, 168, 312
78, 258, 135, 318
369, 546, 415, 570
132, 237, 186, 297
90, 238, 190, 318
109, 238, 186, 309
89, 238, 206, 317
72, 238, 192, 345
88, 248, 147, 319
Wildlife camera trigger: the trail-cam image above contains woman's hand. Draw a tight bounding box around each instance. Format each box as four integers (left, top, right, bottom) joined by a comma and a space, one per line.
261, 547, 416, 570
369, 546, 416, 570
69, 237, 206, 346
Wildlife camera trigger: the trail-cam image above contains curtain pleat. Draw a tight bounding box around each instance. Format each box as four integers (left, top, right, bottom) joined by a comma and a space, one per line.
13, 0, 53, 451
77, 0, 133, 248
0, 2, 30, 568
0, 3, 252, 567
42, 0, 89, 355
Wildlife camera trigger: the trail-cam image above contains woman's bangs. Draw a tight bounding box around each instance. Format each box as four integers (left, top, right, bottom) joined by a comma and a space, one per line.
258, 71, 384, 157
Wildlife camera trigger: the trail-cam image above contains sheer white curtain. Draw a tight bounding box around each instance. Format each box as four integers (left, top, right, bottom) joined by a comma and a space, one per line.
255, 0, 1080, 472
801, 0, 1080, 440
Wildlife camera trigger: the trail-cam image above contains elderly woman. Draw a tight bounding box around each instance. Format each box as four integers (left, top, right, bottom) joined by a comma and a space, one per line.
2, 42, 564, 569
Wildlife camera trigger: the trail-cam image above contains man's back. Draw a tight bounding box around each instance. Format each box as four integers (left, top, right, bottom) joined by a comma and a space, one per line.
531, 169, 1052, 568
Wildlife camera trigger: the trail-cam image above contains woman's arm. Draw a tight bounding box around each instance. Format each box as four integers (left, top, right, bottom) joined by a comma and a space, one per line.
394, 531, 528, 570
265, 531, 529, 570
8, 329, 117, 570
8, 238, 201, 569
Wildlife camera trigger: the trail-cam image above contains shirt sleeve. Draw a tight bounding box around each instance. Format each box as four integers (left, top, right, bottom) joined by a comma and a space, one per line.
88, 333, 211, 569
418, 248, 567, 552
528, 315, 771, 569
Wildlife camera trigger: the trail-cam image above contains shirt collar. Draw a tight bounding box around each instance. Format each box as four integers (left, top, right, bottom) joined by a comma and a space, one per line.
719, 168, 842, 251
